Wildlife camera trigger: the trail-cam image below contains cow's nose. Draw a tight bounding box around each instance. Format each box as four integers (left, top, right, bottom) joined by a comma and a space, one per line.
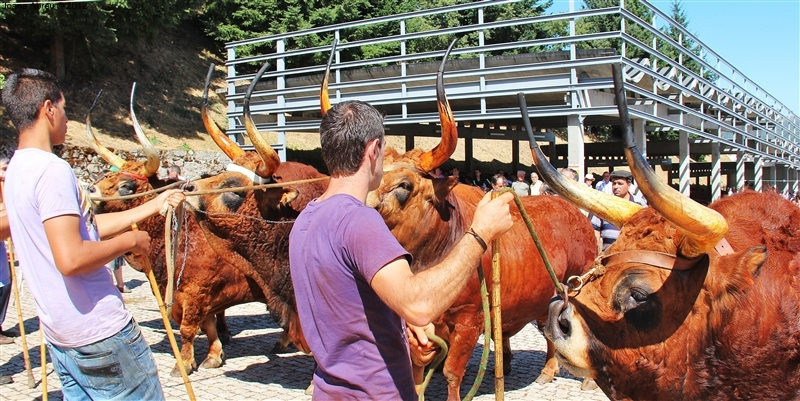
557, 304, 572, 337
181, 182, 196, 192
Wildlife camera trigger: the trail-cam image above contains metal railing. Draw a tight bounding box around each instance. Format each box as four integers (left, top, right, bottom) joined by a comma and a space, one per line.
222, 0, 800, 168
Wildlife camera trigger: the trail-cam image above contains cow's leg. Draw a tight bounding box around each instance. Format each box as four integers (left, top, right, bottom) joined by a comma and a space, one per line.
269, 330, 291, 354
215, 310, 231, 346
534, 336, 559, 384
502, 335, 513, 375
199, 314, 225, 369
171, 301, 198, 377
442, 324, 482, 401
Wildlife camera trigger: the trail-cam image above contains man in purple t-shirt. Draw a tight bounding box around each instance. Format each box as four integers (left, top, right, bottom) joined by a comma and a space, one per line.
289, 100, 514, 400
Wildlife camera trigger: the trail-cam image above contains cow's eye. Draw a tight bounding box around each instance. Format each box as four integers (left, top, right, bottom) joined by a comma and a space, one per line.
630, 288, 649, 303
394, 181, 412, 204
118, 184, 135, 196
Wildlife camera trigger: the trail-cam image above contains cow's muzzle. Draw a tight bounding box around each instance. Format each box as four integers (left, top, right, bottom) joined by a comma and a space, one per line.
545, 296, 573, 341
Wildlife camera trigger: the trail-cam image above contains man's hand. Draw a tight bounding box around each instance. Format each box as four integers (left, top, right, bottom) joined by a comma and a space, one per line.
470, 191, 515, 243
407, 323, 438, 367
125, 230, 152, 257
152, 189, 185, 216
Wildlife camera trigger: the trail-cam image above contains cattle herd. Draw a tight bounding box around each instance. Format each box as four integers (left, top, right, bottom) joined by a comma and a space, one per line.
81, 43, 800, 401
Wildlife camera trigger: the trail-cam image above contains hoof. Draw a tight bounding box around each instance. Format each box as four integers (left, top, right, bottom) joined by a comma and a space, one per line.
304, 381, 315, 396
171, 362, 196, 377
200, 356, 224, 369
580, 377, 599, 391
534, 372, 555, 384
269, 343, 287, 354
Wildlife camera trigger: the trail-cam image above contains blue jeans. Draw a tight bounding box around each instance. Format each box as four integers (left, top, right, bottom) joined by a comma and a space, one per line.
48, 319, 164, 400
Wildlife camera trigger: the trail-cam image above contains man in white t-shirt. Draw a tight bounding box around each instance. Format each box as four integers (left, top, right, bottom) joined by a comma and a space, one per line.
2, 69, 184, 400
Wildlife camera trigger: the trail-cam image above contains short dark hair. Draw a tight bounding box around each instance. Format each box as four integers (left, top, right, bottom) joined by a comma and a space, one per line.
1, 69, 63, 133
319, 100, 384, 177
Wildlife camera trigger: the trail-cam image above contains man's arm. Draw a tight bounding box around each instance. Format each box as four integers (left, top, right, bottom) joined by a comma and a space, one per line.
94, 189, 184, 239
370, 191, 515, 327
43, 214, 150, 277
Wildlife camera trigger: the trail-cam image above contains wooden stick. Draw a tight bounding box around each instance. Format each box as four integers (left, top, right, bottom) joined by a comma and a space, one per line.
130, 223, 196, 401
490, 191, 504, 400
40, 323, 47, 400
6, 238, 35, 388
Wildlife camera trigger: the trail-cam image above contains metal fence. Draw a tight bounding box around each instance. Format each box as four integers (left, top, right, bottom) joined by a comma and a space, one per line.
223, 0, 800, 168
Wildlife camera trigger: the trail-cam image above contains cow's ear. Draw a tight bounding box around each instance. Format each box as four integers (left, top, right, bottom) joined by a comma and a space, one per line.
709, 245, 766, 302
739, 246, 767, 278
432, 177, 458, 202
280, 187, 300, 206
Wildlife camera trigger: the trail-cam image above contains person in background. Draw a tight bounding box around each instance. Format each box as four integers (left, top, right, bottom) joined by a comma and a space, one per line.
529, 172, 543, 196
471, 169, 490, 192
589, 170, 647, 252
0, 161, 14, 385
492, 174, 508, 192
595, 171, 611, 192
511, 170, 530, 197
584, 173, 595, 188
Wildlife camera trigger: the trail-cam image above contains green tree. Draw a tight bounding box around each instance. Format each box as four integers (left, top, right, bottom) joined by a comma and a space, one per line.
658, 0, 717, 82
199, 0, 417, 71
0, 0, 199, 80
575, 0, 654, 59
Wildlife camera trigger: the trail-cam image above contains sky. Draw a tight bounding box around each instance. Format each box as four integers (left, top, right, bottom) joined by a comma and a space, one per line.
548, 0, 800, 117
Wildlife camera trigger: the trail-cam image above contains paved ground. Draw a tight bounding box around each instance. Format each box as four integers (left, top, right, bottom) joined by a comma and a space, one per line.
0, 264, 609, 400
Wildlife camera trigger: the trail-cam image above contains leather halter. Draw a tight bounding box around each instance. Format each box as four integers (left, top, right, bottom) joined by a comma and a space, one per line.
120, 171, 149, 181
566, 238, 735, 293
225, 164, 272, 184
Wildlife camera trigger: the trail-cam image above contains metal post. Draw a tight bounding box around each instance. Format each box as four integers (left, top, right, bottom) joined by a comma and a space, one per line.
276, 39, 287, 162
711, 142, 721, 201
679, 130, 690, 196
754, 157, 763, 192
736, 150, 747, 191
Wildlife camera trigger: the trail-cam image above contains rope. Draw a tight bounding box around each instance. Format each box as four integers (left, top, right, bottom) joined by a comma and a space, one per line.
91, 179, 188, 202
92, 176, 330, 202
418, 332, 449, 401
500, 188, 565, 295
463, 265, 491, 401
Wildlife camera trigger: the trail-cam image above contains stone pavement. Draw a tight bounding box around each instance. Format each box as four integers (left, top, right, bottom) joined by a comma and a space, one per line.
0, 264, 609, 400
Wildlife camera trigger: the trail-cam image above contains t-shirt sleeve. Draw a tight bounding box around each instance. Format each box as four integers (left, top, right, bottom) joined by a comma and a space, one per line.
590, 214, 602, 231
343, 208, 411, 284
37, 161, 81, 222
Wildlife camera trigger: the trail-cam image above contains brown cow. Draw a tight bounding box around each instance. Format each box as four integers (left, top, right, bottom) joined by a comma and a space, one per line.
359, 46, 598, 400
87, 84, 278, 377
182, 62, 324, 357
536, 65, 800, 400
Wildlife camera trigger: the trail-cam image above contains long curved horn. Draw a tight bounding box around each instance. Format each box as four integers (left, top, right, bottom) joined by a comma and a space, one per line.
613, 64, 728, 258
320, 38, 338, 116
85, 90, 126, 169
130, 83, 161, 176
202, 63, 246, 161
244, 61, 280, 178
419, 39, 458, 173
519, 93, 642, 228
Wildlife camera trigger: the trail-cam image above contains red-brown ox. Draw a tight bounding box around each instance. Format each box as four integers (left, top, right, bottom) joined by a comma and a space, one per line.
182, 62, 323, 359
87, 84, 281, 377
535, 65, 800, 400
358, 47, 598, 400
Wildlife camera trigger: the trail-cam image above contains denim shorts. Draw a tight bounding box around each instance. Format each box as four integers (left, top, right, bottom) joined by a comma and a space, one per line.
48, 318, 165, 400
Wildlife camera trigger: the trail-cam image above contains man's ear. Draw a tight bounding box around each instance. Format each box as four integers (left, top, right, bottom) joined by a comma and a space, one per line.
41, 99, 54, 120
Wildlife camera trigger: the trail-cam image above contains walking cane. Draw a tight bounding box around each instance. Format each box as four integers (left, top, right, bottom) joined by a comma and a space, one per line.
490, 191, 504, 401
40, 324, 47, 400
1, 179, 35, 388
130, 223, 196, 401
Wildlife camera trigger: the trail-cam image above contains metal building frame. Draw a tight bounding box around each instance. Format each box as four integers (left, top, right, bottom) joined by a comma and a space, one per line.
222, 0, 800, 201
